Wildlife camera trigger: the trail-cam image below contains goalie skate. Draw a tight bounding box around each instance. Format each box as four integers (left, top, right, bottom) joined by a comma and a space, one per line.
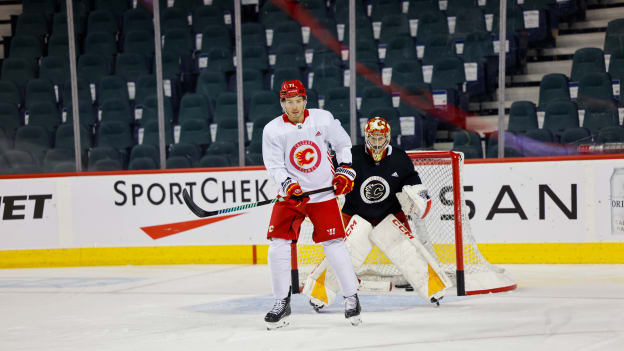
344, 294, 362, 326
265, 294, 291, 330
309, 298, 324, 313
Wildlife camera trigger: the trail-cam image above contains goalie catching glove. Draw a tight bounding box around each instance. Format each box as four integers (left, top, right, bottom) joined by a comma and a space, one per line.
333, 163, 356, 195
396, 184, 432, 219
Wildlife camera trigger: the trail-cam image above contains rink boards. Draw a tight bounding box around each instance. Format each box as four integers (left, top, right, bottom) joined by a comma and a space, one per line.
1, 154, 623, 267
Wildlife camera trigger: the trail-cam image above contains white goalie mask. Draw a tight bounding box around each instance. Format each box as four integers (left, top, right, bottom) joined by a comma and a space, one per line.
364, 117, 391, 162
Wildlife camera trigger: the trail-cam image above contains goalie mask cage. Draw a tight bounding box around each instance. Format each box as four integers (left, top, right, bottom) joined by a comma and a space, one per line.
296, 150, 517, 296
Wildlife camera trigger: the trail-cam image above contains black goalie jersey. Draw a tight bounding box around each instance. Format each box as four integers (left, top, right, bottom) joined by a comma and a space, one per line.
341, 145, 422, 221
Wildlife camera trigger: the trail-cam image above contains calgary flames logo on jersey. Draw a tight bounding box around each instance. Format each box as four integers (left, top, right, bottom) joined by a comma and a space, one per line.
360, 176, 390, 204
295, 148, 315, 166
289, 140, 322, 173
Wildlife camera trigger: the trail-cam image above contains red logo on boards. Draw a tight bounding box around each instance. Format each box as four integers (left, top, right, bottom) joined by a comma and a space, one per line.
289, 140, 321, 173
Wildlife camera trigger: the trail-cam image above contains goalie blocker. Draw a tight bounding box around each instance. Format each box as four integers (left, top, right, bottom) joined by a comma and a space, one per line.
302, 213, 452, 308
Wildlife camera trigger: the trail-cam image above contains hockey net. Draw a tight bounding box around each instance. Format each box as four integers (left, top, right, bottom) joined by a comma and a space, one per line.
296, 150, 516, 295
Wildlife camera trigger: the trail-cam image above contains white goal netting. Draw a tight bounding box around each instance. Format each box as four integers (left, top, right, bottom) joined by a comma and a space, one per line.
296, 151, 516, 295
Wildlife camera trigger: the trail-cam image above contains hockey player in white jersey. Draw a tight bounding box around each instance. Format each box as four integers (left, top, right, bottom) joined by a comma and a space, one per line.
302, 117, 453, 311
262, 80, 362, 329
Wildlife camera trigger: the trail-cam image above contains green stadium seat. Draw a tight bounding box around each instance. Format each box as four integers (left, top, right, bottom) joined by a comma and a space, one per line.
179, 93, 211, 123
274, 44, 307, 70
542, 101, 580, 140
115, 53, 149, 84
123, 8, 154, 35
84, 31, 117, 58
164, 27, 194, 59
199, 154, 231, 167
94, 0, 129, 23
596, 126, 624, 143
1, 58, 37, 88
166, 155, 192, 169
97, 75, 130, 107
169, 142, 202, 166
100, 98, 133, 125
213, 92, 239, 123
88, 146, 125, 170
77, 54, 111, 85
27, 101, 60, 134
16, 12, 48, 38
383, 36, 417, 69
538, 73, 570, 110
87, 10, 118, 35
179, 118, 212, 147
360, 86, 393, 117
0, 102, 21, 138
2, 149, 42, 174
508, 101, 538, 134
9, 34, 44, 61
242, 22, 267, 48
43, 148, 76, 173
54, 122, 92, 150
40, 56, 69, 89
141, 121, 174, 146
0, 81, 22, 108
379, 14, 410, 45
242, 45, 269, 72
453, 129, 483, 159
199, 25, 232, 53
570, 48, 606, 82
96, 121, 134, 150
196, 70, 229, 109
192, 4, 226, 32
14, 125, 51, 160
249, 90, 282, 122
130, 144, 160, 168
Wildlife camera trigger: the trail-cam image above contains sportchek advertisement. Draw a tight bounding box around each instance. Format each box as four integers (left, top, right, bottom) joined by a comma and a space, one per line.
1, 156, 623, 252
70, 170, 277, 246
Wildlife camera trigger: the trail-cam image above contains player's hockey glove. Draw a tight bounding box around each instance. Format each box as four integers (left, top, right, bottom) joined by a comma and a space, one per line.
333, 163, 356, 195
281, 177, 309, 205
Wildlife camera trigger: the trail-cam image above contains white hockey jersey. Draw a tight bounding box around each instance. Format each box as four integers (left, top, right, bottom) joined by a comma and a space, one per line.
262, 108, 353, 203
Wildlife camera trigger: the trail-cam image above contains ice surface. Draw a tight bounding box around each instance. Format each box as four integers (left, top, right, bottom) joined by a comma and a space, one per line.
1, 264, 623, 351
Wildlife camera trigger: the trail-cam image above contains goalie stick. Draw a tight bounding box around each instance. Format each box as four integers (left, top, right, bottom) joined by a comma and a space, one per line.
182, 186, 335, 218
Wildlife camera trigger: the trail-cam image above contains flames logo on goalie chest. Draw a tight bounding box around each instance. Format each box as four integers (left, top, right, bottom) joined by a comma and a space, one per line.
360, 176, 390, 204
289, 140, 322, 173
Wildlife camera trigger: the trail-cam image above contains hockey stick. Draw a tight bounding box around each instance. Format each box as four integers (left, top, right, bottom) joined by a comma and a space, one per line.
182, 186, 335, 218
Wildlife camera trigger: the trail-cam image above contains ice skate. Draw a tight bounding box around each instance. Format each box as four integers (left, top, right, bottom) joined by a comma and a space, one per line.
309, 298, 325, 313
430, 295, 443, 307
430, 291, 444, 307
344, 294, 361, 326
265, 293, 291, 330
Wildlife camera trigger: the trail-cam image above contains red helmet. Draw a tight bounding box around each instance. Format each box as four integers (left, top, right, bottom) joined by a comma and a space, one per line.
279, 80, 306, 99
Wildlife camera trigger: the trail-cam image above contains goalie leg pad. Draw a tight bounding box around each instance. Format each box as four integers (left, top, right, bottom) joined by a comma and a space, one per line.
301, 259, 339, 307
344, 215, 375, 269
302, 216, 374, 307
369, 214, 451, 301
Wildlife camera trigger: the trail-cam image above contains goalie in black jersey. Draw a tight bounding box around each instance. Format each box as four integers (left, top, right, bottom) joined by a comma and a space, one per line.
302, 117, 452, 311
